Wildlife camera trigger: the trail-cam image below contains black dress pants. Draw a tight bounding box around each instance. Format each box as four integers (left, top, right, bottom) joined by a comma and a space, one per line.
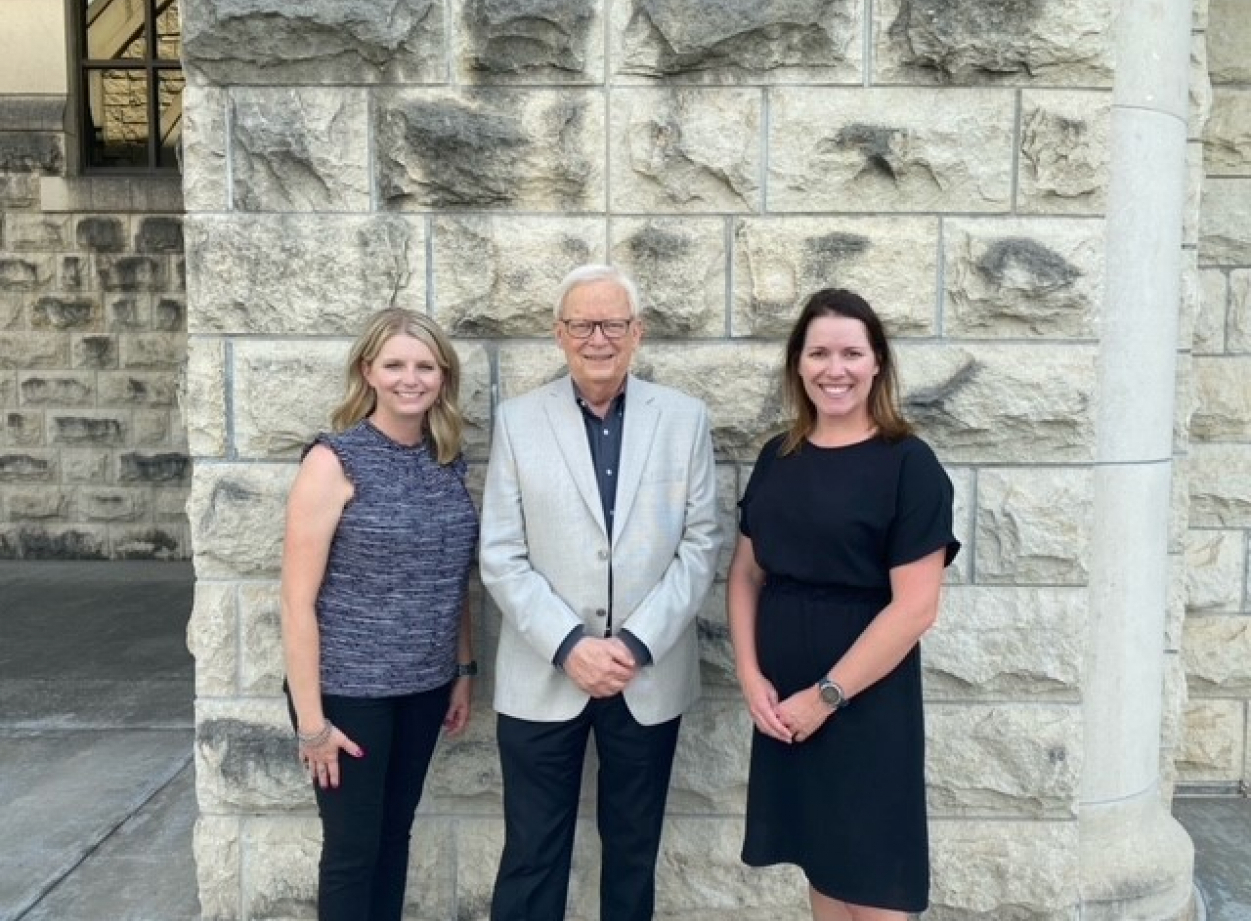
490, 695, 681, 921
289, 683, 450, 921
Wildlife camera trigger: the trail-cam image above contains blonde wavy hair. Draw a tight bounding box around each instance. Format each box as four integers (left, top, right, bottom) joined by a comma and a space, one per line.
330, 308, 464, 465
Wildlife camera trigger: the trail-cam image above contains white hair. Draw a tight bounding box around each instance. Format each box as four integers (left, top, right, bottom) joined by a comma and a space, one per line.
553, 264, 641, 321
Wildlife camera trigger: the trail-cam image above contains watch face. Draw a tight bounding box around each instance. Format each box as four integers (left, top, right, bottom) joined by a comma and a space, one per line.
819, 680, 842, 707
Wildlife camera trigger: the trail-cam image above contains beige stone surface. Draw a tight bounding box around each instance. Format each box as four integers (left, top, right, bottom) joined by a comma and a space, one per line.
1183, 615, 1251, 693
1195, 268, 1228, 354
188, 463, 295, 578
1193, 356, 1251, 439
1176, 697, 1247, 783
610, 89, 761, 212
1189, 443, 1251, 527
944, 218, 1103, 337
927, 703, 1082, 819
1208, 0, 1251, 84
610, 218, 726, 339
196, 697, 308, 813
1200, 178, 1251, 266
1184, 529, 1246, 613
187, 581, 238, 697
183, 338, 227, 457
239, 581, 283, 697
731, 216, 939, 338
193, 815, 241, 921
1232, 270, 1251, 354
924, 587, 1085, 700
975, 467, 1092, 585
768, 88, 1014, 213
181, 84, 229, 213
1018, 91, 1111, 214
1204, 89, 1251, 175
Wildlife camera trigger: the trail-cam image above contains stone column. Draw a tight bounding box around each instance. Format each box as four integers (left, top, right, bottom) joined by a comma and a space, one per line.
1079, 0, 1196, 917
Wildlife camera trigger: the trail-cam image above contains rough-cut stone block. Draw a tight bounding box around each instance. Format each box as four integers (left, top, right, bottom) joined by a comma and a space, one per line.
667, 695, 751, 812
18, 372, 96, 406
1190, 38, 1213, 144
71, 334, 116, 370
649, 342, 785, 461
1193, 357, 1251, 440
610, 89, 760, 212
1195, 269, 1227, 355
769, 88, 1013, 212
1185, 140, 1205, 251
1189, 444, 1251, 527
432, 216, 604, 336
1176, 698, 1246, 784
98, 371, 179, 407
1200, 178, 1251, 266
495, 341, 570, 402
457, 0, 602, 84
377, 89, 604, 211
975, 467, 1091, 585
109, 297, 150, 330
0, 255, 54, 290
0, 296, 22, 330
238, 582, 283, 696
193, 815, 241, 920
231, 88, 371, 212
182, 0, 446, 85
732, 217, 938, 338
924, 587, 1084, 700
196, 698, 307, 812
875, 0, 1113, 86
29, 295, 101, 331
60, 450, 107, 484
1183, 530, 1245, 614
118, 451, 190, 483
0, 174, 37, 208
184, 338, 227, 458
1018, 91, 1110, 214
422, 707, 503, 808
189, 464, 295, 578
3, 214, 70, 251
182, 84, 229, 213
1233, 270, 1251, 355
4, 411, 43, 446
607, 218, 725, 337
79, 487, 148, 522
1183, 615, 1251, 693
48, 412, 128, 446
0, 131, 64, 173
6, 487, 70, 520
76, 216, 126, 253
187, 581, 238, 697
134, 217, 184, 254
112, 524, 188, 561
96, 255, 168, 292
928, 819, 1078, 920
1208, 0, 1251, 84
927, 704, 1081, 819
232, 340, 344, 459
899, 343, 1096, 464
613, 0, 861, 84
944, 218, 1102, 337
59, 256, 88, 293
185, 214, 426, 335
0, 451, 55, 482
155, 297, 186, 331
457, 342, 492, 462
15, 525, 108, 560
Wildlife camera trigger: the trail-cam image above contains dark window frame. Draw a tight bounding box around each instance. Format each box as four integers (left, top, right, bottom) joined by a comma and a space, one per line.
69, 0, 183, 175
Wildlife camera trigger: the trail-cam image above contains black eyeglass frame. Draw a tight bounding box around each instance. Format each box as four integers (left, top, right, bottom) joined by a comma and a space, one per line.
559, 318, 635, 340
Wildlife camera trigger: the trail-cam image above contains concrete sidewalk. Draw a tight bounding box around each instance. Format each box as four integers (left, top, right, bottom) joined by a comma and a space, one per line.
0, 560, 1248, 920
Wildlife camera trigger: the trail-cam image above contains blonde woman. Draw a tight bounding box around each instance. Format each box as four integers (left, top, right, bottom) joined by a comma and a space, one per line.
281, 309, 478, 921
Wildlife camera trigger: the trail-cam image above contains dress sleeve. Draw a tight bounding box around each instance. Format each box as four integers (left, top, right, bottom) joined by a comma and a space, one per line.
887, 438, 961, 568
737, 435, 782, 537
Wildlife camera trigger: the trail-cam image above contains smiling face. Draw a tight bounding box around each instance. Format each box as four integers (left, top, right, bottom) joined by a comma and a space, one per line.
555, 279, 642, 405
362, 332, 444, 433
798, 314, 881, 433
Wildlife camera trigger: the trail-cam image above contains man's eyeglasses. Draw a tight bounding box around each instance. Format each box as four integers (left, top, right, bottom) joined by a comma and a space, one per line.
560, 318, 634, 340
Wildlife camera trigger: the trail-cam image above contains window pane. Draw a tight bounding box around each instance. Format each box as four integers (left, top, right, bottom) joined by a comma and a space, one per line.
85, 0, 147, 60
85, 68, 150, 168
156, 0, 181, 61
156, 69, 185, 169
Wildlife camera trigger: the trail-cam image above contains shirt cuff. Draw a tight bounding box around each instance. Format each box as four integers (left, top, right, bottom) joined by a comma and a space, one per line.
618, 629, 653, 667
553, 626, 587, 670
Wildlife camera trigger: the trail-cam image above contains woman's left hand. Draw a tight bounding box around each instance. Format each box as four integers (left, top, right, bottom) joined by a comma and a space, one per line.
777, 686, 833, 743
443, 677, 472, 736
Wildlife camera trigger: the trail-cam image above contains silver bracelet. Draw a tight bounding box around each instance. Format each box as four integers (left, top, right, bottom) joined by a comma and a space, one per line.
296, 720, 333, 747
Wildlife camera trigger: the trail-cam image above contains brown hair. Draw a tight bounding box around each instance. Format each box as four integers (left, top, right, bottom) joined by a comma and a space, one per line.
331, 308, 464, 465
779, 288, 912, 456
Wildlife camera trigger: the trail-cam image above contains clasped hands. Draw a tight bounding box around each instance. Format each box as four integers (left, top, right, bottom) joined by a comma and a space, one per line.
564, 636, 638, 697
740, 674, 832, 744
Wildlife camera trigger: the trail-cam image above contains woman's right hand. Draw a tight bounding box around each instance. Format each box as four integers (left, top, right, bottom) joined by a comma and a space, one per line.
299, 723, 364, 789
739, 672, 793, 743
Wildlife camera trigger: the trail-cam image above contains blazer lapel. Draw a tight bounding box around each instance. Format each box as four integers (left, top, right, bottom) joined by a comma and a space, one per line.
544, 378, 610, 537
613, 377, 660, 543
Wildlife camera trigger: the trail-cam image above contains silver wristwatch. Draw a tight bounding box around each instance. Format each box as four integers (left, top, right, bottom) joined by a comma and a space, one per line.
817, 676, 847, 710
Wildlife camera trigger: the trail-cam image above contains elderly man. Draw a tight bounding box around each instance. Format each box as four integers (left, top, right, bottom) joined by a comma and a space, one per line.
480, 264, 720, 921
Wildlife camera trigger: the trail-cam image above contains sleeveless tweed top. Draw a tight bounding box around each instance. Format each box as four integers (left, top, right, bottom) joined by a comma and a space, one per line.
312, 420, 478, 697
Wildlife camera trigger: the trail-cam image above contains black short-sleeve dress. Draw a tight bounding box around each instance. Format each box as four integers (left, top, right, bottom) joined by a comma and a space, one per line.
738, 433, 960, 913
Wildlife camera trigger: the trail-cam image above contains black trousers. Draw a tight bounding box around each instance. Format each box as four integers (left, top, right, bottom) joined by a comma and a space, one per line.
490, 695, 682, 921
288, 683, 450, 921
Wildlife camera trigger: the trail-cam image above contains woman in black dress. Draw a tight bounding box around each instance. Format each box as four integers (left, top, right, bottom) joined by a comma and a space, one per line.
728, 289, 960, 921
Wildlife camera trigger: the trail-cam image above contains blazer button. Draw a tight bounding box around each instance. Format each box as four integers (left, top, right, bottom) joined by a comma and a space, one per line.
597, 549, 609, 561
594, 608, 607, 618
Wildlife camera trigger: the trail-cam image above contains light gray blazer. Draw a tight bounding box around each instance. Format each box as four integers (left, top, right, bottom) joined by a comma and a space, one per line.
480, 374, 720, 726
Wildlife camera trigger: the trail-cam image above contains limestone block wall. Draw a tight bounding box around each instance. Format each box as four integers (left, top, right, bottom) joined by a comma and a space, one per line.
179, 1, 1199, 919
0, 94, 190, 560
1180, 0, 1251, 791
